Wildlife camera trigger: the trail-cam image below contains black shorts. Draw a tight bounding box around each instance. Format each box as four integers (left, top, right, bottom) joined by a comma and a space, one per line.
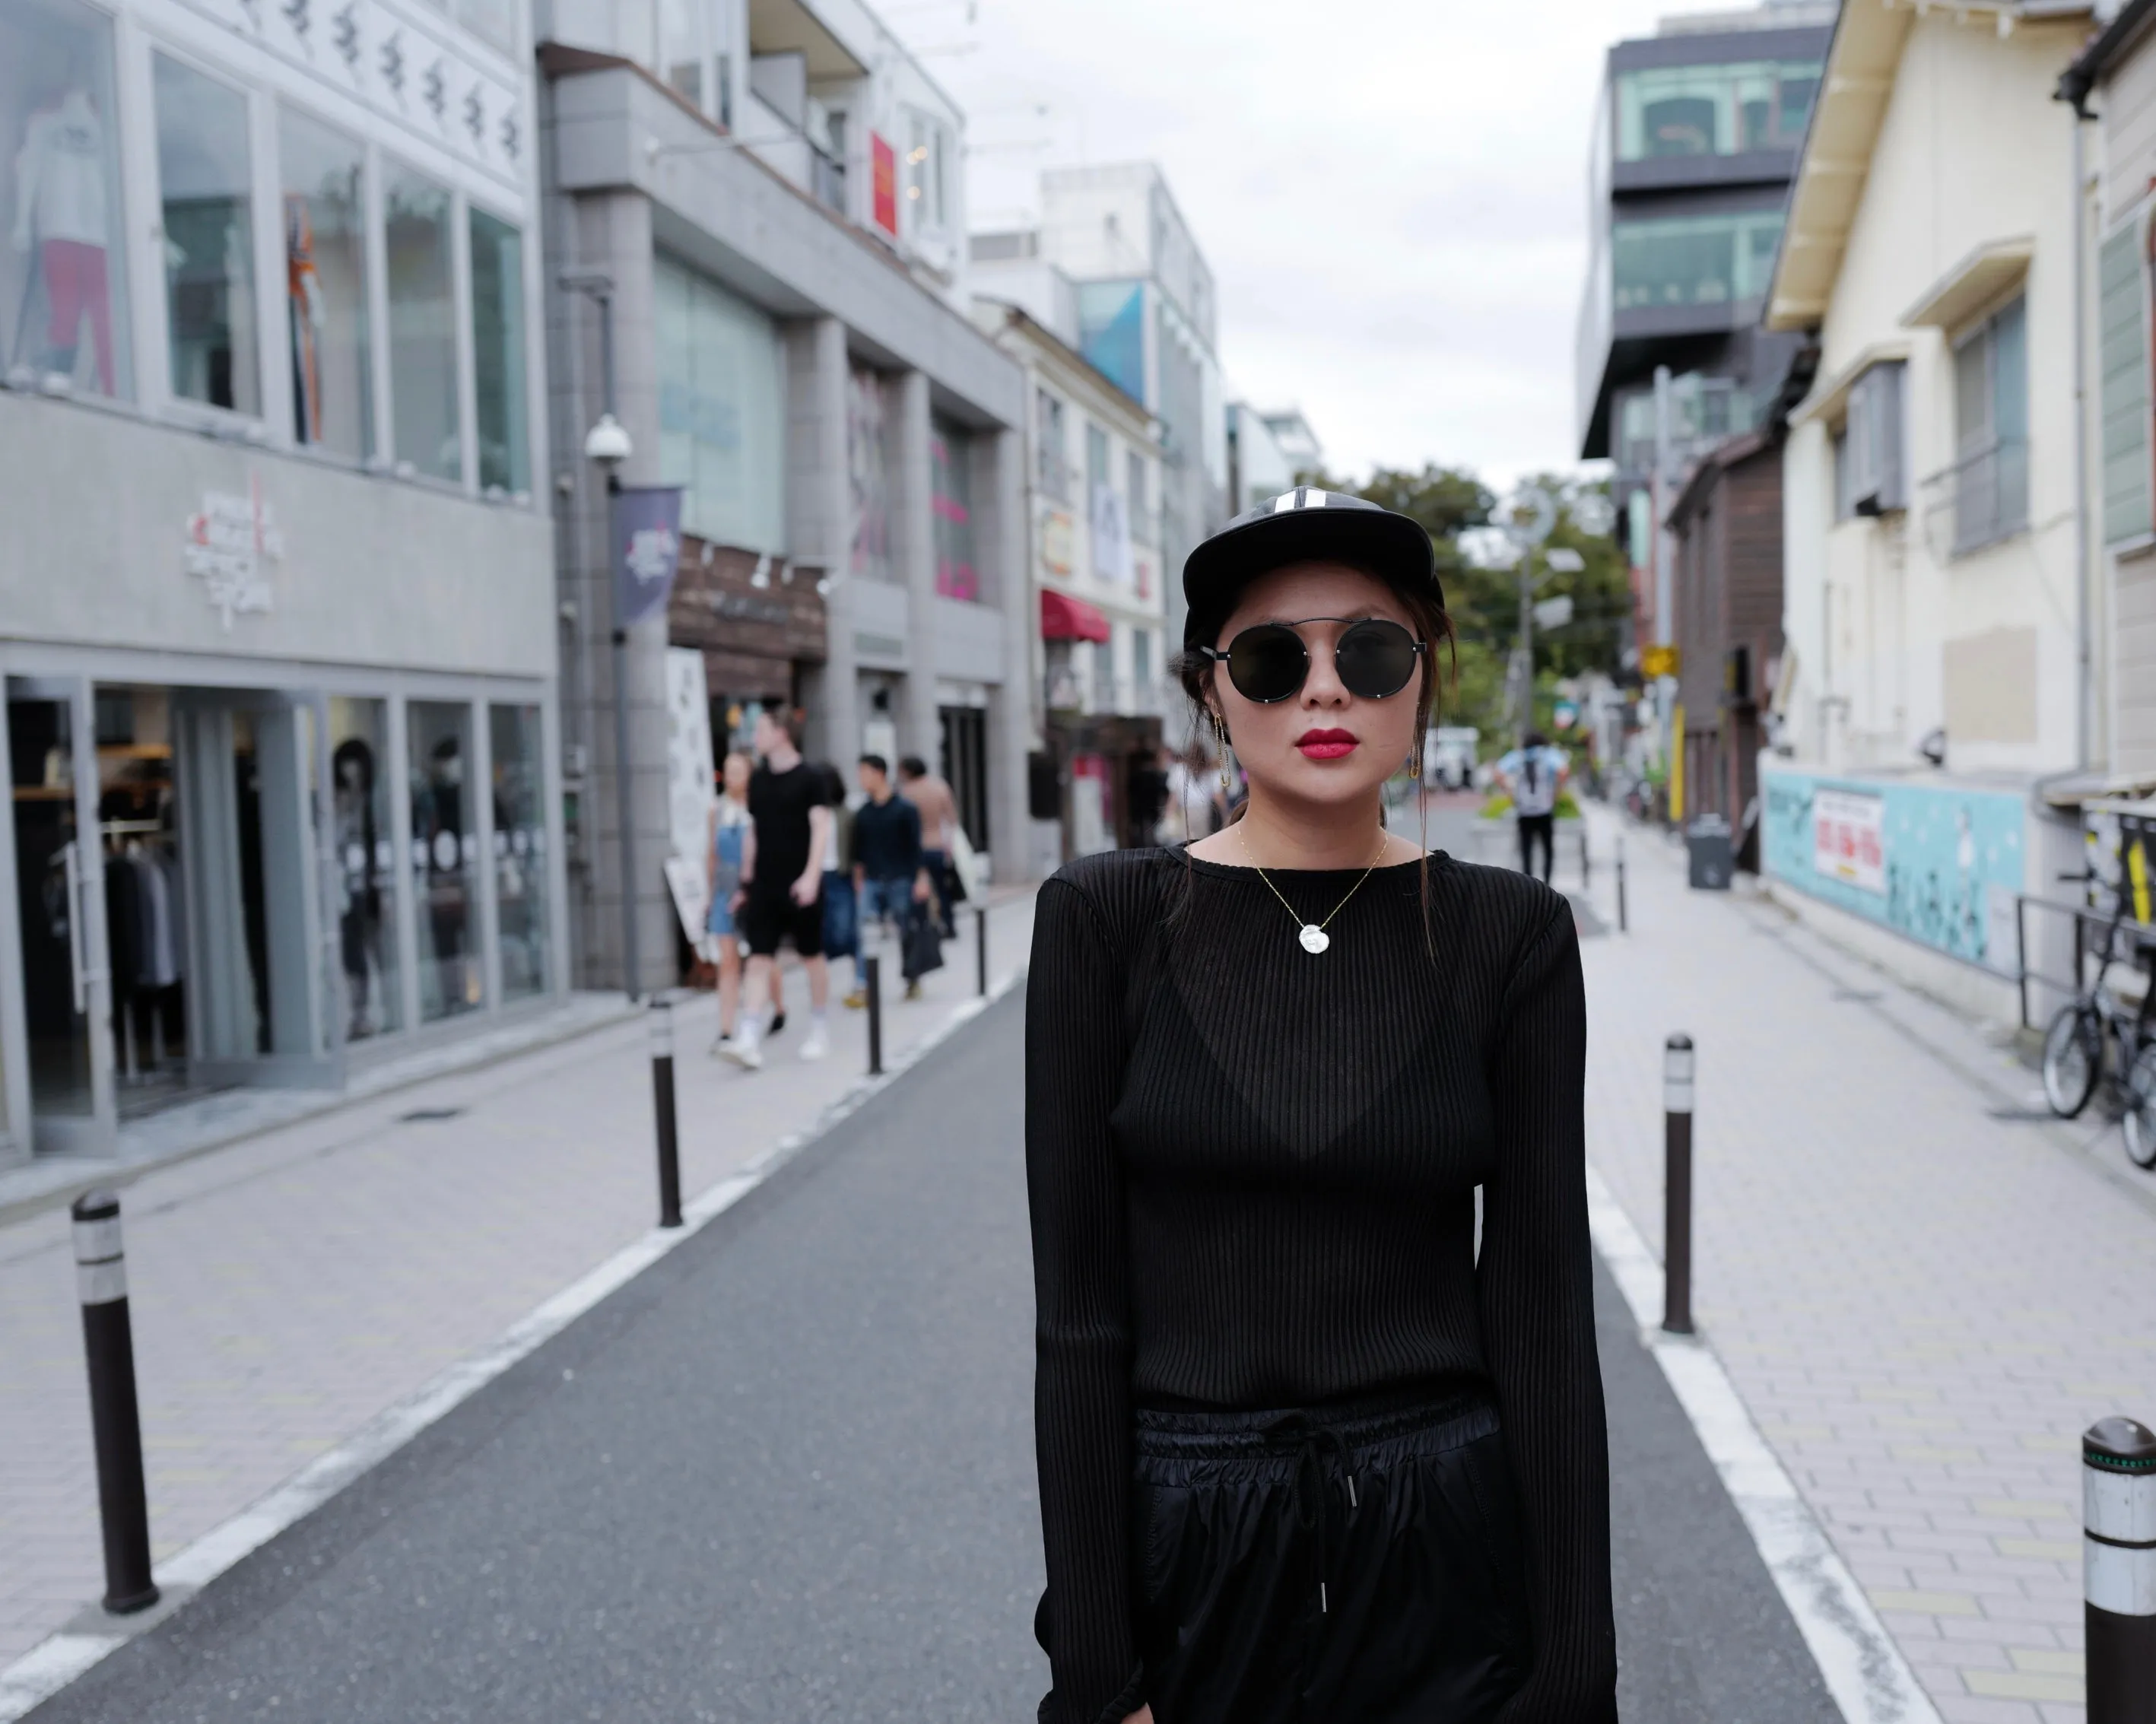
1066, 1386, 1531, 1724
738, 884, 825, 958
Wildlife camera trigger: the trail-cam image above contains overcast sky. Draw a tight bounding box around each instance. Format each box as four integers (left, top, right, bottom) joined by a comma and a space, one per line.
908, 0, 1726, 492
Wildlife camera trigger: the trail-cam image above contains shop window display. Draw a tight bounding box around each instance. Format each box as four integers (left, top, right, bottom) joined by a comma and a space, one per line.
931, 416, 976, 600
654, 255, 785, 551
281, 109, 372, 459
468, 207, 527, 494
331, 697, 398, 1039
154, 54, 259, 414
1, 0, 130, 397
489, 704, 547, 1001
386, 166, 459, 483
408, 700, 481, 1020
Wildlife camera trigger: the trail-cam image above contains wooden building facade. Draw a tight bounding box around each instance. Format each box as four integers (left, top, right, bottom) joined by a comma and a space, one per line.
1667, 428, 1786, 869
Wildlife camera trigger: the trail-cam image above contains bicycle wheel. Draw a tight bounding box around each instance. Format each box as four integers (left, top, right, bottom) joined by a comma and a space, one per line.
2042, 1004, 2103, 1119
2125, 1041, 2156, 1170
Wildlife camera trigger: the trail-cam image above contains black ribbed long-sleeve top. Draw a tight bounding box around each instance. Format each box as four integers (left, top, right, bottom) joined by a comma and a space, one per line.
1024, 846, 1615, 1724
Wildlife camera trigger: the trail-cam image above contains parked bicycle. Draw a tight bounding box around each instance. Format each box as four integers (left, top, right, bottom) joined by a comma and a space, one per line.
2040, 865, 2156, 1167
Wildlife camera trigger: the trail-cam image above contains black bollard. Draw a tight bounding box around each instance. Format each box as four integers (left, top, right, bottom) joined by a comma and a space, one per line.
1662, 1034, 1694, 1335
2086, 1416, 2156, 1724
1617, 834, 1630, 934
649, 999, 681, 1228
976, 905, 989, 998
71, 1190, 159, 1614
865, 954, 884, 1076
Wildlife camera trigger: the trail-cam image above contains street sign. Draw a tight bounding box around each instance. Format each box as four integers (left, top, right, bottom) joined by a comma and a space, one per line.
1544, 547, 1586, 573
1501, 485, 1557, 548
1533, 595, 1574, 630
1642, 643, 1682, 679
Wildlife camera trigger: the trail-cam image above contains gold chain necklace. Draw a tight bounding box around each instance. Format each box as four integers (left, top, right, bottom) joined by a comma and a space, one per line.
1233, 827, 1389, 955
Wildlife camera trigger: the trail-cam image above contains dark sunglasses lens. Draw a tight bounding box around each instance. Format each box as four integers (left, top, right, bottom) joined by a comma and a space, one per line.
1335, 622, 1420, 699
1226, 626, 1309, 702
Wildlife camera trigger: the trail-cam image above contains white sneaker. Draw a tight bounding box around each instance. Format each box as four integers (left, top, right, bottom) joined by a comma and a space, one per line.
721, 1024, 764, 1071
799, 1021, 830, 1062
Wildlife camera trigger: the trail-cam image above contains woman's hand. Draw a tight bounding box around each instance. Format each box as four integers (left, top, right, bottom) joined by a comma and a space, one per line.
1122, 1709, 1154, 1724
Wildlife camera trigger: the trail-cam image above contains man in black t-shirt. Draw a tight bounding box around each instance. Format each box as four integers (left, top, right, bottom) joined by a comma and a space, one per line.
722, 707, 831, 1070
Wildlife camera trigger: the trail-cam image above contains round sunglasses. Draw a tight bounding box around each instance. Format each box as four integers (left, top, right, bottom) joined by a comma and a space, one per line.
1199, 617, 1427, 704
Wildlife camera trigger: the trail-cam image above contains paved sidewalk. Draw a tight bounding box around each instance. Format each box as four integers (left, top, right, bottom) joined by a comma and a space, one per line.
0, 891, 1037, 1670
1575, 807, 2156, 1724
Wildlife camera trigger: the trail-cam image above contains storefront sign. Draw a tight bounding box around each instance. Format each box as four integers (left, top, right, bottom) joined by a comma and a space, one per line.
613, 486, 684, 627
1041, 510, 1075, 576
1812, 787, 1886, 894
871, 133, 898, 236
183, 481, 283, 628
1762, 764, 2025, 973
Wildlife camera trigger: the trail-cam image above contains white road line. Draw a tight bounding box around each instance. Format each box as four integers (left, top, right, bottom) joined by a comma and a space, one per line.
1584, 1161, 1942, 1724
0, 971, 1024, 1722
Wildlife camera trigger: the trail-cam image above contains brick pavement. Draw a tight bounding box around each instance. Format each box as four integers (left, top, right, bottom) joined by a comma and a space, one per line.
1576, 807, 2156, 1724
0, 892, 1037, 1671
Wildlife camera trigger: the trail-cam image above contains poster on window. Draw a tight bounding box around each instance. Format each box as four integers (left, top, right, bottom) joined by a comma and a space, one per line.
1811, 787, 1885, 894
871, 133, 898, 236
1091, 482, 1131, 584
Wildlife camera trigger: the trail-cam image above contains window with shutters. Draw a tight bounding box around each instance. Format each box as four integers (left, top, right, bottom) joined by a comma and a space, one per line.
2100, 220, 2152, 545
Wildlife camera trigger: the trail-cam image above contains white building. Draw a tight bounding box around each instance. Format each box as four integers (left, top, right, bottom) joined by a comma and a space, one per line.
972, 295, 1166, 868
1, 0, 560, 1161
535, 0, 1034, 988
1227, 402, 1307, 518
1759, 0, 2098, 1017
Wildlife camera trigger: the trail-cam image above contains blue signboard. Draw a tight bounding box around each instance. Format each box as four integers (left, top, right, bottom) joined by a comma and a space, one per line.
1759, 764, 2026, 972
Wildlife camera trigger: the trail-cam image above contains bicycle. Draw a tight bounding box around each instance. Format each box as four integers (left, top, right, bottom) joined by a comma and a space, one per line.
2040, 865, 2156, 1167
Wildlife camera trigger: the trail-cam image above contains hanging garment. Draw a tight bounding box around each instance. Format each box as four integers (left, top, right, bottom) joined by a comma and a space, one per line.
286, 194, 324, 443
103, 848, 141, 1005
14, 94, 109, 248
150, 848, 184, 986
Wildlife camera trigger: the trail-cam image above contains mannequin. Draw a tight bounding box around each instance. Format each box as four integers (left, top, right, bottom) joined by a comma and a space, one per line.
12, 87, 113, 392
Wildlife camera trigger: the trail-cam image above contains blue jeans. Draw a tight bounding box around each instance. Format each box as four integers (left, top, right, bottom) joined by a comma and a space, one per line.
821, 872, 858, 964
856, 876, 914, 987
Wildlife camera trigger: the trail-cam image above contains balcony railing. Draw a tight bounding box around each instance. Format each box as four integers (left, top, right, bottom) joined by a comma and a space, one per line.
1921, 440, 2028, 557
810, 144, 846, 217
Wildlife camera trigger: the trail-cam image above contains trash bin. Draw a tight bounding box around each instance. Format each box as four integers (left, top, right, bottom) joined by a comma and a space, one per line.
1687, 814, 1734, 891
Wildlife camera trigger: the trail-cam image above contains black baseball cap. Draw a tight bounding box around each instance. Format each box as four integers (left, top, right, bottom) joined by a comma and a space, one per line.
1182, 487, 1443, 651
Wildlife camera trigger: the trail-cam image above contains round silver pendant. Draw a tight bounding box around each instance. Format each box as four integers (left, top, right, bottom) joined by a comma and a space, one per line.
1298, 924, 1330, 955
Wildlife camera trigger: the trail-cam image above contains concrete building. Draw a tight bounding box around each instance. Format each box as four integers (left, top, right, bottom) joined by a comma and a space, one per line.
535, 0, 1031, 992
972, 297, 1166, 870
1576, 0, 1834, 647
1758, 0, 2100, 1018
0, 0, 561, 1163
1227, 402, 1302, 518
972, 163, 1227, 669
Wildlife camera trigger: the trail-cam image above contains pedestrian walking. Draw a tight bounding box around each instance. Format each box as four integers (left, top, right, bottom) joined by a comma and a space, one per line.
703, 750, 752, 1052
847, 754, 937, 1004
1026, 490, 1615, 1724
818, 760, 859, 992
1496, 729, 1568, 885
897, 755, 960, 938
721, 708, 831, 1070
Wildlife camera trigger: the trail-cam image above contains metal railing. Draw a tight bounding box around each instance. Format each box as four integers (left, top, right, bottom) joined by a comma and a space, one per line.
2013, 892, 2155, 1032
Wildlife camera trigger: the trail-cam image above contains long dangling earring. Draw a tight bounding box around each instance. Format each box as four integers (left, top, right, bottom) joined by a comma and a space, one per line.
1214, 715, 1233, 801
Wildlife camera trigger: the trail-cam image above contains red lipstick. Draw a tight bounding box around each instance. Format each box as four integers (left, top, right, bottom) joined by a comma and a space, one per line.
1296, 728, 1359, 760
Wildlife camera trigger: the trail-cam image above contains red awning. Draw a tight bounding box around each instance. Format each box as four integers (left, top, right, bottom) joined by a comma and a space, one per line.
1041, 588, 1111, 644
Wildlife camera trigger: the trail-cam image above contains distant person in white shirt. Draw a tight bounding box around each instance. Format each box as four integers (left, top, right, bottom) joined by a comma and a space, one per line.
1495, 731, 1568, 884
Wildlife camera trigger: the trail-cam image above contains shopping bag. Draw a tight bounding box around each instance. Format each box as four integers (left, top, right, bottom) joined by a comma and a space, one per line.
902, 903, 945, 981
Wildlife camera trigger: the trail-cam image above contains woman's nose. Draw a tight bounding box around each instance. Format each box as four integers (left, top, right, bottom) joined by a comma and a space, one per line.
1301, 640, 1351, 706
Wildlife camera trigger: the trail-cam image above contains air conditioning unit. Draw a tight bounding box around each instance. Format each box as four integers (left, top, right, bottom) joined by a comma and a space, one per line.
1846, 361, 1907, 516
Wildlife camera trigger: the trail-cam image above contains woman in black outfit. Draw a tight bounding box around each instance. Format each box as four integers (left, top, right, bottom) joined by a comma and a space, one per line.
1025, 490, 1616, 1724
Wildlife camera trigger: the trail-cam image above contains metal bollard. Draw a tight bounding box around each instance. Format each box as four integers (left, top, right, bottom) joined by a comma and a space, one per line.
1617, 834, 1629, 934
2087, 1417, 2156, 1723
976, 904, 989, 998
71, 1191, 159, 1614
865, 953, 884, 1076
649, 999, 681, 1228
1662, 1034, 1694, 1335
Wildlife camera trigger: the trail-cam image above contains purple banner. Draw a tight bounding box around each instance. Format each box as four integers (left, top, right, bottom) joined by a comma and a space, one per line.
612, 485, 684, 628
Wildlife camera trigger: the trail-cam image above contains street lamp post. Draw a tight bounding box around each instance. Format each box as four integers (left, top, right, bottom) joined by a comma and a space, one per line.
564, 271, 641, 1000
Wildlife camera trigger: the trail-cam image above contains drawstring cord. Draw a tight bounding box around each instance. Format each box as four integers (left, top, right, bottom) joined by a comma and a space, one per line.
1259, 1412, 1358, 1615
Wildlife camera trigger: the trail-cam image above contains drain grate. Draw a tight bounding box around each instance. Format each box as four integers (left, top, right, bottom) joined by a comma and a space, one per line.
398, 1106, 466, 1123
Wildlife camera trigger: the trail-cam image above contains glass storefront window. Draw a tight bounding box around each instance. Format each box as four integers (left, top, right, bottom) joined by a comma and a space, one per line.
489, 704, 548, 1002
154, 55, 258, 414
1611, 210, 1783, 312
385, 166, 460, 483
1615, 60, 1823, 160
655, 255, 786, 551
281, 109, 372, 459
468, 207, 527, 495
330, 697, 399, 1039
408, 700, 480, 1021
0, 0, 131, 398
932, 415, 976, 599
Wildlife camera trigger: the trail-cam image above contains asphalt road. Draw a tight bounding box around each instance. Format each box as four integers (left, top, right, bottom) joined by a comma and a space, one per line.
34, 986, 1836, 1723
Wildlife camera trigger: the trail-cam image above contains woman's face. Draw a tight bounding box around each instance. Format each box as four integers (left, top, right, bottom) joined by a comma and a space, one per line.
722, 753, 751, 799
1208, 560, 1423, 816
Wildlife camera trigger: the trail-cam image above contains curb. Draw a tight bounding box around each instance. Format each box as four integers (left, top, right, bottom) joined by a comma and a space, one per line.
0, 967, 1027, 1722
